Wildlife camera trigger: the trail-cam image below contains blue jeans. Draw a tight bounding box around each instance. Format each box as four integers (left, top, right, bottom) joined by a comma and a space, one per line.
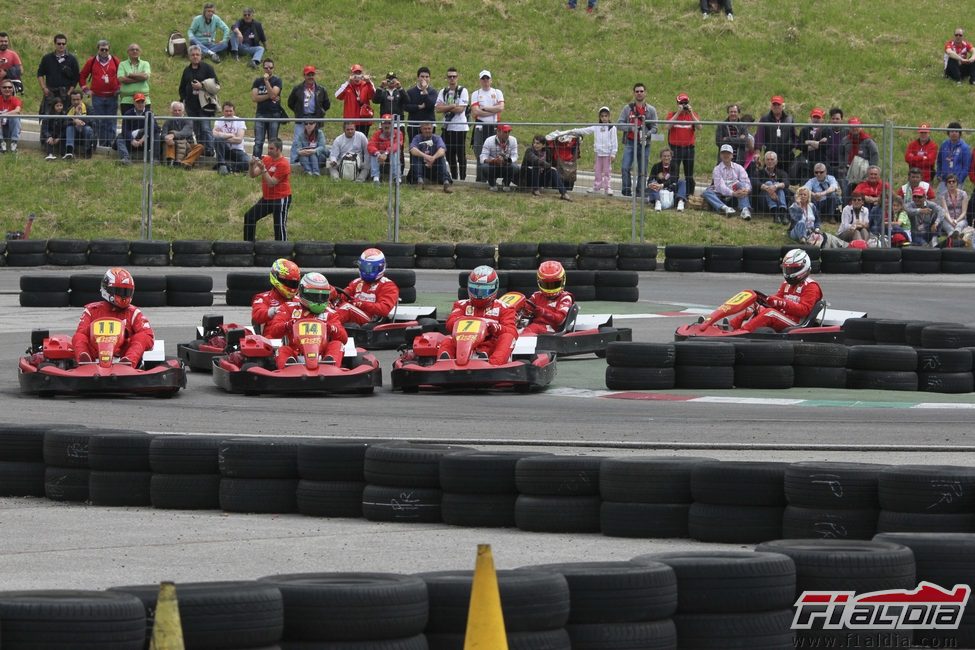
568, 0, 597, 6
410, 156, 451, 184
761, 182, 787, 210
65, 124, 94, 153
813, 195, 839, 219
789, 220, 814, 242
703, 187, 751, 212
90, 95, 118, 146
253, 118, 278, 157
868, 206, 883, 235
647, 179, 687, 205
370, 153, 401, 181
621, 139, 650, 196
191, 119, 213, 155
1, 116, 21, 144
189, 37, 229, 57
230, 36, 265, 62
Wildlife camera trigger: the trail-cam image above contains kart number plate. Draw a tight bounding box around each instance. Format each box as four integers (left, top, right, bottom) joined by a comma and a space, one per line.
92, 318, 122, 343
298, 321, 322, 336
725, 291, 754, 306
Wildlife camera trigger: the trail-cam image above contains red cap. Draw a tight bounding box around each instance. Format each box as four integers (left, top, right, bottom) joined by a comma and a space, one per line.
350, 64, 363, 73
810, 108, 825, 118
912, 186, 926, 197
498, 124, 512, 133
918, 123, 931, 133
770, 95, 784, 105
303, 66, 316, 75
133, 93, 146, 101
848, 117, 862, 125
381, 113, 393, 120
677, 92, 689, 103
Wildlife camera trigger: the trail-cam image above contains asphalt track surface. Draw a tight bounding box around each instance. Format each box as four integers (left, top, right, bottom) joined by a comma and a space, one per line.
1, 266, 974, 589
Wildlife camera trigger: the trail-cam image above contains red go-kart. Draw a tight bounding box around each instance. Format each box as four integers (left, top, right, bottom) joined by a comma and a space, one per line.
390, 316, 556, 393
674, 289, 860, 342
212, 317, 382, 394
18, 318, 186, 397
177, 314, 251, 373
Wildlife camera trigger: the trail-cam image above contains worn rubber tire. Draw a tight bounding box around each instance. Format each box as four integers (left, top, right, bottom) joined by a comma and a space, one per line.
87, 431, 153, 471
46, 251, 89, 266
847, 369, 918, 391
227, 272, 269, 291
782, 505, 879, 540
293, 240, 335, 255
364, 443, 473, 488
19, 291, 70, 307
89, 470, 152, 506
172, 240, 214, 255
916, 348, 973, 372
663, 257, 704, 272
427, 629, 570, 650
617, 257, 657, 271
88, 239, 130, 254
918, 371, 974, 393
294, 254, 335, 268
600, 456, 715, 504
149, 435, 223, 474
674, 340, 735, 366
454, 243, 496, 258
877, 509, 975, 533
663, 244, 705, 259
43, 427, 92, 468
86, 251, 129, 267
515, 455, 604, 496
878, 464, 975, 513
150, 473, 222, 509
618, 243, 657, 259
213, 254, 256, 267
691, 461, 788, 506
515, 495, 601, 533
213, 241, 255, 255
254, 240, 296, 256
731, 341, 797, 366
921, 325, 975, 349
873, 319, 909, 344
220, 478, 298, 513
131, 290, 167, 307
415, 256, 456, 269
297, 439, 380, 482
599, 501, 690, 538
688, 503, 784, 543
441, 492, 517, 528
847, 344, 917, 371
7, 252, 49, 266
594, 285, 639, 302
296, 480, 365, 518
734, 364, 794, 389
171, 253, 214, 267
167, 290, 214, 306
792, 342, 848, 367
455, 256, 496, 270
439, 451, 548, 494
129, 253, 171, 266
672, 610, 794, 650
0, 461, 46, 496
784, 461, 887, 509
166, 274, 213, 292
0, 423, 54, 462
219, 438, 299, 479
44, 466, 90, 501
20, 275, 71, 292
0, 590, 146, 649
704, 258, 743, 273
605, 366, 675, 390
537, 242, 579, 257
361, 484, 442, 523
675, 364, 734, 388
605, 342, 675, 368
794, 366, 848, 388
498, 255, 540, 270
754, 539, 916, 593
901, 259, 942, 274
129, 240, 171, 255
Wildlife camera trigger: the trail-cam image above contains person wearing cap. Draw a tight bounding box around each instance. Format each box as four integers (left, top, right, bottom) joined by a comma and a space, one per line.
897, 167, 935, 202
117, 44, 150, 117
905, 124, 937, 183
177, 45, 219, 157
244, 136, 291, 241
904, 187, 944, 247
327, 122, 370, 182
715, 104, 752, 169
188, 3, 231, 63
665, 93, 701, 199
435, 67, 470, 182
935, 122, 971, 199
804, 163, 841, 223
230, 8, 266, 68
470, 69, 505, 178
250, 58, 282, 157
291, 120, 328, 176
479, 124, 518, 191
703, 143, 752, 219
287, 65, 330, 122
617, 82, 657, 197
368, 114, 404, 185
791, 108, 829, 186
117, 92, 159, 165
755, 95, 796, 170
838, 193, 874, 243
560, 106, 618, 195
336, 63, 376, 136
405, 66, 438, 167
944, 28, 975, 84
409, 121, 453, 193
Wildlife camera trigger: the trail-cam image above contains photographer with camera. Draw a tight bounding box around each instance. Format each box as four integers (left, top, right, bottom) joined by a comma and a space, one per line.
335, 63, 376, 136
665, 92, 702, 198
479, 124, 519, 191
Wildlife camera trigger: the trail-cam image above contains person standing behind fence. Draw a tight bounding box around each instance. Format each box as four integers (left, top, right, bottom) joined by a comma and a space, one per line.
36, 34, 79, 114
244, 137, 291, 242
470, 70, 504, 180
213, 101, 248, 174
79, 40, 119, 148
561, 106, 618, 195
617, 83, 656, 197
755, 95, 795, 171
435, 68, 469, 181
251, 59, 282, 157
117, 44, 150, 118
178, 45, 219, 157
666, 93, 701, 199
336, 63, 376, 136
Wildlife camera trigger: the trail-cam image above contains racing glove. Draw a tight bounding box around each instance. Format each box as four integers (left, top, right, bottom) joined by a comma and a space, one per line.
267, 306, 278, 319
486, 321, 502, 336
767, 296, 787, 310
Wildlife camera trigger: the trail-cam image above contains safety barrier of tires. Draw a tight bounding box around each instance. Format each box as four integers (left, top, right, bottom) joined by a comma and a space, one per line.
457, 269, 639, 302
605, 332, 975, 393
19, 274, 214, 308
9, 424, 975, 647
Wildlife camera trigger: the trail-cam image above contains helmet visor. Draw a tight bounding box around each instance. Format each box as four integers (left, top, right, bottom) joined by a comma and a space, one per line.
468, 281, 497, 300
538, 277, 564, 293
278, 276, 300, 289
108, 286, 135, 299
359, 258, 384, 279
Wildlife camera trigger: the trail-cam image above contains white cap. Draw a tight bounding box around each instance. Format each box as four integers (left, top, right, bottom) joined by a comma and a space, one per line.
479, 70, 491, 79
720, 144, 734, 154
598, 106, 611, 114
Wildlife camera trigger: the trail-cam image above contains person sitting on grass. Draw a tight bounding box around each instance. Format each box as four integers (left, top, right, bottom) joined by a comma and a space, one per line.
787, 186, 821, 245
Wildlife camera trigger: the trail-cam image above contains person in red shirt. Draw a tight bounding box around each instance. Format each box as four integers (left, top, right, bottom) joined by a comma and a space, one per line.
244, 137, 291, 241
0, 78, 22, 152
72, 268, 154, 366
521, 261, 575, 335
335, 63, 376, 136
726, 250, 823, 333
853, 165, 890, 234
438, 266, 517, 365
265, 273, 348, 369
666, 92, 702, 197
905, 124, 938, 182
251, 258, 301, 331
334, 248, 400, 326
79, 40, 120, 148
945, 28, 975, 84
0, 32, 23, 86
367, 116, 403, 183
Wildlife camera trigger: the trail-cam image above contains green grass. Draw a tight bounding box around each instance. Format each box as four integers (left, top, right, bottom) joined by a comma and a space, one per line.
4, 1, 970, 245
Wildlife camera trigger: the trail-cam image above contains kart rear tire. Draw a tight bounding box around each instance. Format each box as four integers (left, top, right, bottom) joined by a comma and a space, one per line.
150, 473, 221, 509
782, 505, 880, 540
605, 366, 675, 390
361, 484, 442, 522
20, 291, 70, 307
167, 290, 214, 307
515, 455, 604, 496
691, 461, 788, 506
219, 438, 299, 478
515, 495, 601, 533
918, 371, 974, 393
600, 501, 690, 538
296, 480, 365, 518
441, 492, 518, 528
398, 286, 417, 303
89, 470, 152, 506
688, 503, 784, 543
220, 478, 298, 513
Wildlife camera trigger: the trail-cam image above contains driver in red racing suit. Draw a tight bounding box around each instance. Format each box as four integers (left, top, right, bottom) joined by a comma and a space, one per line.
727, 249, 823, 332
264, 272, 348, 369
521, 260, 575, 335
72, 268, 154, 366
438, 265, 518, 365
251, 258, 302, 331
333, 248, 400, 326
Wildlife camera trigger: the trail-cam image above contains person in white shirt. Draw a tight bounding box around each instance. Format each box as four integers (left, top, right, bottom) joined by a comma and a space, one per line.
212, 101, 247, 174
469, 70, 504, 179
478, 124, 518, 191
435, 67, 470, 181
327, 121, 369, 181
562, 106, 619, 195
702, 144, 752, 219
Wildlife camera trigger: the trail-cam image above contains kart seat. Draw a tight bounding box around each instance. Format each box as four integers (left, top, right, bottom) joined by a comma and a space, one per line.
793, 300, 827, 328
557, 304, 580, 333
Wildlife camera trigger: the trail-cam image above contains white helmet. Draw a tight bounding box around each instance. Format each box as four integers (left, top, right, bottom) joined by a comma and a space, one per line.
782, 249, 811, 285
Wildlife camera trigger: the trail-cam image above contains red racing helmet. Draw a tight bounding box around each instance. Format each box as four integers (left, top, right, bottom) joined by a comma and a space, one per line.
269, 258, 301, 299
100, 267, 135, 309
468, 265, 499, 308
537, 260, 566, 296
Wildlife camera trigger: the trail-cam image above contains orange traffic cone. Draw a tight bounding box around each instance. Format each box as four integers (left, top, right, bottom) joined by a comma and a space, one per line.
463, 544, 509, 650
149, 581, 185, 650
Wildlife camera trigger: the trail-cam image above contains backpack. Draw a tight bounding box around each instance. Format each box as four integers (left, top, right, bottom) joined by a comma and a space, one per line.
441, 86, 470, 125
167, 31, 187, 57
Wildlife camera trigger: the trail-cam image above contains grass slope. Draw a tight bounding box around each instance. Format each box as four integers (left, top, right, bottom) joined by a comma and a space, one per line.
3, 1, 968, 244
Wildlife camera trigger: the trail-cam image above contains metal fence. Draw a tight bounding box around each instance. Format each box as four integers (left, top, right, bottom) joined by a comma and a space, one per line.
5, 110, 972, 247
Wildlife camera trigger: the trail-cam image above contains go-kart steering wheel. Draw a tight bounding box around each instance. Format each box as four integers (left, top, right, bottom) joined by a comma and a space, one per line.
334, 286, 355, 304
752, 290, 770, 306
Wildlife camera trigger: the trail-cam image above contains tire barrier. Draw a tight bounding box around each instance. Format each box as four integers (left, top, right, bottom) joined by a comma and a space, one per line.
663, 244, 705, 273
440, 451, 547, 528
514, 455, 605, 533
783, 461, 887, 540
608, 325, 975, 392
689, 461, 788, 543
88, 430, 155, 507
